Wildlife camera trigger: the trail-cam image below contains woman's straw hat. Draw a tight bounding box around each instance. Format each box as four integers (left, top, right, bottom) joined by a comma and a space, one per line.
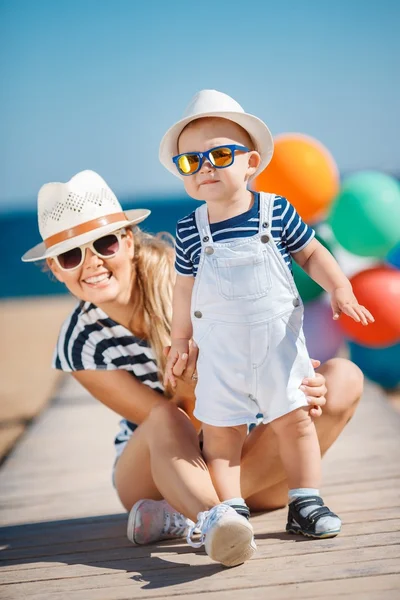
21, 170, 150, 262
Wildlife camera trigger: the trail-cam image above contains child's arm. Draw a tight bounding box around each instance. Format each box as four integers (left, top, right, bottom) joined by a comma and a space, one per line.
164, 274, 195, 387
293, 238, 374, 325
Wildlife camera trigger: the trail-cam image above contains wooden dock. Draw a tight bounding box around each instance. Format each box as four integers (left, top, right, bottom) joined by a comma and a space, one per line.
0, 319, 400, 598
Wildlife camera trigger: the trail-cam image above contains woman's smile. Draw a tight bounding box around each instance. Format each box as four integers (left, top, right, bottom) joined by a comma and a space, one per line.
82, 270, 112, 288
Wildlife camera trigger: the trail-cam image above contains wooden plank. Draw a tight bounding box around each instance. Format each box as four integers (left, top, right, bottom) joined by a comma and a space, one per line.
0, 574, 399, 600
2, 518, 399, 564
1, 530, 400, 572
1, 544, 399, 585
0, 346, 399, 600
2, 505, 399, 552
0, 557, 398, 598
1, 574, 400, 600
0, 425, 25, 461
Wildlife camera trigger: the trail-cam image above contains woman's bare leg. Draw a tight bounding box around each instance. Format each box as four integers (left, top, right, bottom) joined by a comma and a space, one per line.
114, 402, 219, 521
241, 358, 363, 511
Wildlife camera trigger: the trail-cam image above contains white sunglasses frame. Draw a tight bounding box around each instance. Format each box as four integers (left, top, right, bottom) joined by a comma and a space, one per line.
53, 228, 127, 272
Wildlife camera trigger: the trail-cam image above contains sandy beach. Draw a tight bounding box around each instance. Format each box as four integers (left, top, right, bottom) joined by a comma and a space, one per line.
0, 295, 76, 461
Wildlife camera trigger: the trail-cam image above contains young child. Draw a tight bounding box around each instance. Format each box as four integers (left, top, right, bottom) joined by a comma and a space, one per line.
160, 89, 374, 540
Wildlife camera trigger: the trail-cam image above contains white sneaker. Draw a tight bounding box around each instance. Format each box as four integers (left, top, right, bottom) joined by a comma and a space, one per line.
127, 499, 194, 545
187, 504, 256, 567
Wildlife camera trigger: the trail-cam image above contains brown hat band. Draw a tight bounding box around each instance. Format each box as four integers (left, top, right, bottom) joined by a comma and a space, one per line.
44, 212, 128, 249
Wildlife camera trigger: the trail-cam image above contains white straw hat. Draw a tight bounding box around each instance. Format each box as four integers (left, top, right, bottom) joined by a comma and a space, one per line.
21, 170, 150, 262
159, 89, 274, 179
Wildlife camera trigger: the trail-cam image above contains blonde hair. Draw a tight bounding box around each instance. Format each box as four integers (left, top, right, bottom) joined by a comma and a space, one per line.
130, 228, 175, 378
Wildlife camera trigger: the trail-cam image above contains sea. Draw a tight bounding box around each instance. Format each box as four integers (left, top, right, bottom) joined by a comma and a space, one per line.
0, 195, 199, 299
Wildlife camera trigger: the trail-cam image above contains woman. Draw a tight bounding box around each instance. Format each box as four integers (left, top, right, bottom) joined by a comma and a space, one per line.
22, 170, 363, 567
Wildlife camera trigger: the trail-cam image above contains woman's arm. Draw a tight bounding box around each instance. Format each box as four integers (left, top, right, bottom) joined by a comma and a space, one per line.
72, 368, 169, 425
71, 340, 199, 427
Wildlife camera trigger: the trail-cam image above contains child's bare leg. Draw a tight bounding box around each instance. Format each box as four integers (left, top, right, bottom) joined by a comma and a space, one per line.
242, 358, 363, 511
202, 423, 247, 501
270, 407, 341, 537
270, 407, 321, 489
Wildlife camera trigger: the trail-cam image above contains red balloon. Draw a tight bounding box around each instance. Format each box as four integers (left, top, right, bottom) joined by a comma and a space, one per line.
338, 266, 400, 347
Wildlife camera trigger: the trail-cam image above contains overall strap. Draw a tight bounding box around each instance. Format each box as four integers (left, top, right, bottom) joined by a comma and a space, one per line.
258, 192, 276, 232
194, 203, 213, 245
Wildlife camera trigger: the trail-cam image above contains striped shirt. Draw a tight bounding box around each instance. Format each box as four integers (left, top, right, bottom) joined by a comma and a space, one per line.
175, 194, 315, 277
53, 301, 163, 456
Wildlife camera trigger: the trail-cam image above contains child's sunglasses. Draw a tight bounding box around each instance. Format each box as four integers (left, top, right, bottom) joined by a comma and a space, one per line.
172, 144, 249, 176
54, 229, 126, 271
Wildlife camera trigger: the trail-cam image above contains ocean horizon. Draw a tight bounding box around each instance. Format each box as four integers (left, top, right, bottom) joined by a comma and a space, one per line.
2, 174, 399, 299
0, 195, 199, 299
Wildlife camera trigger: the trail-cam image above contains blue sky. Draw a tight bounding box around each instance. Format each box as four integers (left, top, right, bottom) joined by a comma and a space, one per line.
0, 0, 399, 211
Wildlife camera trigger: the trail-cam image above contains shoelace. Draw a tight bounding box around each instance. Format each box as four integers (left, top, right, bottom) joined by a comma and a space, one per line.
187, 503, 232, 548
163, 509, 191, 537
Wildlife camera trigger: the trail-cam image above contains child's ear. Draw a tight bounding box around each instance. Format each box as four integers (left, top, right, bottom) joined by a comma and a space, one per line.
46, 258, 64, 283
247, 151, 261, 179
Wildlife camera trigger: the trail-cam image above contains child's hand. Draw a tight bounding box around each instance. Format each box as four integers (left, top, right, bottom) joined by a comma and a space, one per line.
331, 287, 374, 325
164, 338, 190, 388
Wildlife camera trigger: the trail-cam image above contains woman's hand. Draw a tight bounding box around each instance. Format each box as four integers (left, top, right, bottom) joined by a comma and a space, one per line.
163, 340, 200, 430
301, 359, 327, 418
163, 338, 190, 387
163, 340, 198, 400
171, 339, 198, 382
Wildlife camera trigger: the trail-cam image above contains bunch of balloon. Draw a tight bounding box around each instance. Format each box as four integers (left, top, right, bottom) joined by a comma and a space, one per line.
327, 171, 400, 388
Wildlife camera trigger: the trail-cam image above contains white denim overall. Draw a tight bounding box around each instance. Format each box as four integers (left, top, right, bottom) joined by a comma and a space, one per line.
191, 192, 315, 427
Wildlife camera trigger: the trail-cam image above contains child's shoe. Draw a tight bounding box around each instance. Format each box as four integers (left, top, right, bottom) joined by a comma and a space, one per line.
127, 499, 194, 545
286, 495, 341, 538
187, 503, 256, 567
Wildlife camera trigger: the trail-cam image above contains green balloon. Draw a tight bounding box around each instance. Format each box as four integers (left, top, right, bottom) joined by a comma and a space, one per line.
292, 233, 331, 303
329, 171, 400, 258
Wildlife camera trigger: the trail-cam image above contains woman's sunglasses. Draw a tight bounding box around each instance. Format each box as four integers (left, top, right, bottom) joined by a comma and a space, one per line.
54, 229, 126, 271
172, 144, 249, 176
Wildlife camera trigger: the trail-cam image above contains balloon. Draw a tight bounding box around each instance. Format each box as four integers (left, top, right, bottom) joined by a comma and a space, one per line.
387, 243, 400, 270
292, 233, 333, 303
349, 341, 400, 389
253, 134, 339, 223
329, 171, 400, 258
303, 299, 344, 364
338, 266, 400, 347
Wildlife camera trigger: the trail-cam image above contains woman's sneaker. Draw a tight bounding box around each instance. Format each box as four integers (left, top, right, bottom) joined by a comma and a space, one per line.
286, 495, 342, 538
187, 503, 256, 567
127, 499, 194, 545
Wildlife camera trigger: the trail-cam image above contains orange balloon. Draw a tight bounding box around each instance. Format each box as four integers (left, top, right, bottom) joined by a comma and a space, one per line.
338, 266, 400, 347
254, 134, 339, 223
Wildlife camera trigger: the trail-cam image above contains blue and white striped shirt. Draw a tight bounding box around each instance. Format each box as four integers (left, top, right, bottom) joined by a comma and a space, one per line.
175, 194, 315, 277
52, 301, 163, 457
